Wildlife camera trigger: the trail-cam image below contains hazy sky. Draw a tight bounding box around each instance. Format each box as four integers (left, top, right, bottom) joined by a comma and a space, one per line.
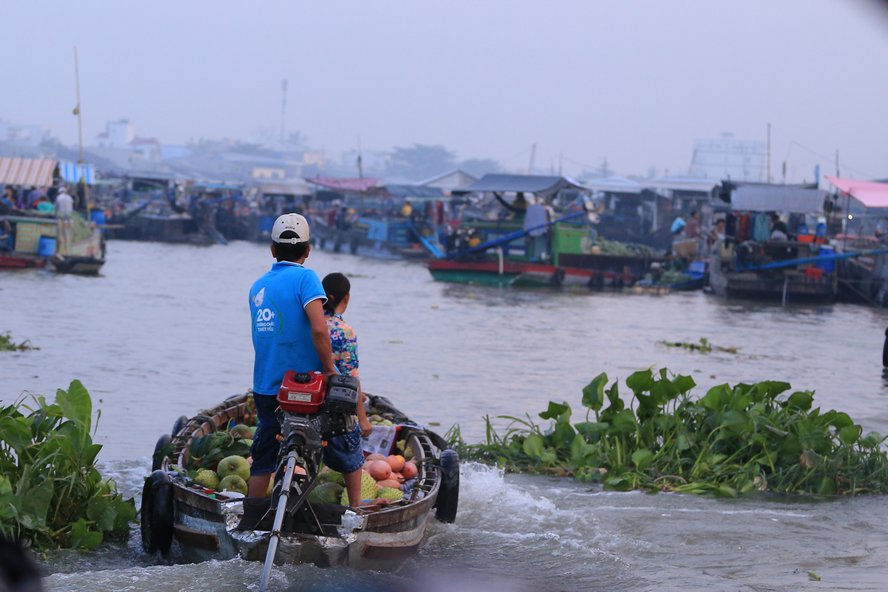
4, 0, 887, 180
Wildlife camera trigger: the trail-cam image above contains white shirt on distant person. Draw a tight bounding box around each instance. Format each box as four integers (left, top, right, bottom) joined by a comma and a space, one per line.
56, 191, 74, 218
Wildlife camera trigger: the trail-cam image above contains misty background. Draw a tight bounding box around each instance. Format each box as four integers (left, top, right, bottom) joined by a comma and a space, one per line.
3, 0, 887, 182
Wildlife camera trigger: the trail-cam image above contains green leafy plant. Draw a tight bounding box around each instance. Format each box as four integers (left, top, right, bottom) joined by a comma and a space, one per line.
660, 337, 738, 354
0, 381, 136, 549
451, 369, 888, 496
0, 331, 38, 352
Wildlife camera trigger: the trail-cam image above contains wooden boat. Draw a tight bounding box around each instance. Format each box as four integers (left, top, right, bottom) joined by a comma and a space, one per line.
0, 212, 104, 274
427, 220, 664, 290
141, 392, 459, 567
708, 238, 838, 303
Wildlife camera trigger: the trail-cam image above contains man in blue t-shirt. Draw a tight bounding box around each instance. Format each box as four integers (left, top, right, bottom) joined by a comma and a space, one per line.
248, 213, 370, 505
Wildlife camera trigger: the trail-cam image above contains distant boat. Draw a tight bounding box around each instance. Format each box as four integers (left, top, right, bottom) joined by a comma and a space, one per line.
0, 211, 105, 275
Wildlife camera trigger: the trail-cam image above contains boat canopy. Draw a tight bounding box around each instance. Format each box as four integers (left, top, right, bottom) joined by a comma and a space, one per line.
826, 176, 888, 209
378, 184, 444, 199
731, 185, 827, 214
582, 175, 645, 195
308, 177, 379, 193
0, 157, 55, 187
257, 180, 312, 196
463, 174, 585, 196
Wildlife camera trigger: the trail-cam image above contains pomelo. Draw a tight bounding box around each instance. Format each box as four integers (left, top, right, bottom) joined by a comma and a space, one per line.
194, 468, 219, 490
386, 454, 405, 472
309, 482, 344, 505
219, 474, 248, 495
217, 454, 251, 482
230, 424, 253, 439
378, 486, 404, 501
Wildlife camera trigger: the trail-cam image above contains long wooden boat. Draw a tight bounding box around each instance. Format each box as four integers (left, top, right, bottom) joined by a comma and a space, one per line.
427, 249, 662, 289
141, 392, 459, 567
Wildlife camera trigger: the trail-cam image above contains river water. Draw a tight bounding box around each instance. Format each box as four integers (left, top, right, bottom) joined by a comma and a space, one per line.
3, 240, 888, 591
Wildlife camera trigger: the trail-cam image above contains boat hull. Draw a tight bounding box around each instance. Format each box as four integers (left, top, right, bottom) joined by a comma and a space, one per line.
152, 392, 451, 568
427, 258, 639, 289
0, 253, 47, 270
709, 266, 837, 303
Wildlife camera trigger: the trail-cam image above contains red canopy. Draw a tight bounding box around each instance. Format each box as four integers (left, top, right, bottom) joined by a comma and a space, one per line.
826, 176, 888, 209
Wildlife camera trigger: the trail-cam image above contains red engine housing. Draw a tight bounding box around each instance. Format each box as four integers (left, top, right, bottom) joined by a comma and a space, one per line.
277, 371, 327, 414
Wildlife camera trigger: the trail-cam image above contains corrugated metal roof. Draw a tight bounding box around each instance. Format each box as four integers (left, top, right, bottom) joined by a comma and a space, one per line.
0, 157, 56, 187
381, 184, 444, 198
307, 177, 378, 193
731, 185, 826, 213
464, 174, 584, 195
582, 176, 644, 195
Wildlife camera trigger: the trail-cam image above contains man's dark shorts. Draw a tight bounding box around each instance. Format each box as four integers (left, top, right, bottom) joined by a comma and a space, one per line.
250, 394, 364, 476
250, 394, 282, 476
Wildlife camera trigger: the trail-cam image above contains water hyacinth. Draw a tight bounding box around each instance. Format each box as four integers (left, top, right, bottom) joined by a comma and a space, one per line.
0, 331, 38, 352
0, 381, 136, 549
451, 369, 888, 496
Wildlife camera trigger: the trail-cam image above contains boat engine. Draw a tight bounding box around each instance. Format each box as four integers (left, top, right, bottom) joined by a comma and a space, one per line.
275, 371, 360, 477
260, 371, 360, 591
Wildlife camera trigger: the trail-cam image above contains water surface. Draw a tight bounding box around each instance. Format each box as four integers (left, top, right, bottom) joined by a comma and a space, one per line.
3, 240, 888, 591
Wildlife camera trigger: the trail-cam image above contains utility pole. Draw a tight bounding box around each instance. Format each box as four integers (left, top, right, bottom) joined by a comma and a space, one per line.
766, 122, 771, 183
528, 142, 536, 175
72, 46, 91, 224
73, 47, 84, 165
280, 79, 288, 150
835, 149, 840, 177
356, 136, 364, 178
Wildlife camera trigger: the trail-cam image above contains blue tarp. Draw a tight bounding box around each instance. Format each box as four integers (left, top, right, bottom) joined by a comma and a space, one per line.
59, 160, 95, 184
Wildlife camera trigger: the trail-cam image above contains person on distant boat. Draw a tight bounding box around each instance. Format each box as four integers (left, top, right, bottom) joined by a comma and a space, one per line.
400, 200, 413, 218
35, 196, 54, 214
707, 218, 726, 251
0, 187, 16, 214
685, 210, 701, 238
671, 215, 686, 236
56, 187, 75, 255
770, 213, 790, 241
524, 198, 550, 261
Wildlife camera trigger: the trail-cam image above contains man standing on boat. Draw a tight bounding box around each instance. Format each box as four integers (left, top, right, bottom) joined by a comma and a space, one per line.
247, 213, 369, 505
55, 186, 74, 255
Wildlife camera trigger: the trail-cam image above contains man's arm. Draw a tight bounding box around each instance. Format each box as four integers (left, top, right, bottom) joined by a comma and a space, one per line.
305, 299, 337, 375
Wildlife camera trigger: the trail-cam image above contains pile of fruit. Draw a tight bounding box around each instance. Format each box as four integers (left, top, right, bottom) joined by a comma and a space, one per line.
182, 401, 422, 508
309, 451, 419, 507
368, 413, 395, 427
186, 423, 256, 496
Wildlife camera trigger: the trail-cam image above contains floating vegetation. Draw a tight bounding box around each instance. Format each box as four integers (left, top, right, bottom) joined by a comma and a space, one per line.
0, 381, 136, 549
450, 369, 888, 496
660, 337, 738, 354
0, 331, 38, 352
